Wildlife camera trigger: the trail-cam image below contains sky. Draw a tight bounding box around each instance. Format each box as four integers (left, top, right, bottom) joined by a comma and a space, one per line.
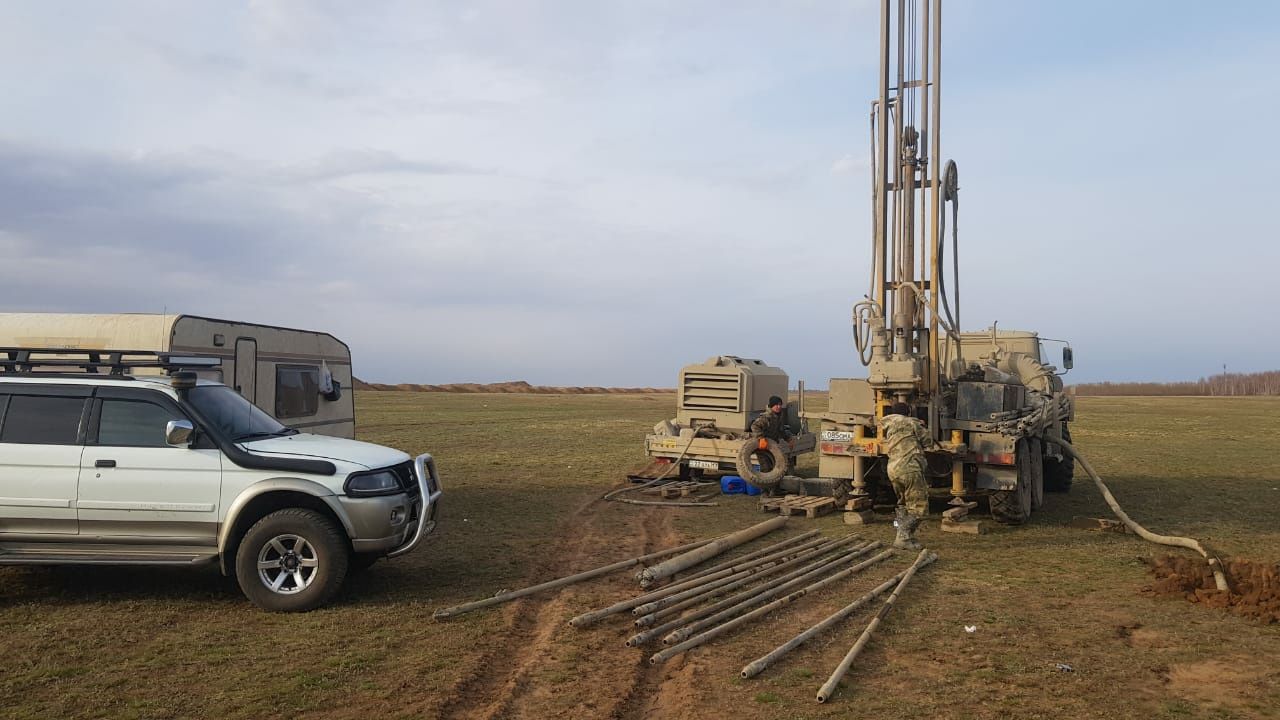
1, 1, 1277, 387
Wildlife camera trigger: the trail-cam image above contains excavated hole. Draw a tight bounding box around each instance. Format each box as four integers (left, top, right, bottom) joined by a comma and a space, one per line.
1143, 555, 1280, 624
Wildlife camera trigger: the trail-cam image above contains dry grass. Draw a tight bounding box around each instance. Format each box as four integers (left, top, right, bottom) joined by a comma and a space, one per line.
2, 393, 1278, 719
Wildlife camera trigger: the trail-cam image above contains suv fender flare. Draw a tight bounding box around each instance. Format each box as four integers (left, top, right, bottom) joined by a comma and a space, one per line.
219, 479, 356, 556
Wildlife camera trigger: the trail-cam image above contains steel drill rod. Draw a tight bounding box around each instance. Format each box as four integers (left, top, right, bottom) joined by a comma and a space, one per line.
636, 517, 789, 588
661, 544, 889, 647
626, 541, 875, 647
742, 552, 938, 679
816, 549, 935, 703
570, 535, 830, 628
635, 536, 857, 624
676, 529, 822, 584
650, 548, 898, 666
431, 535, 719, 620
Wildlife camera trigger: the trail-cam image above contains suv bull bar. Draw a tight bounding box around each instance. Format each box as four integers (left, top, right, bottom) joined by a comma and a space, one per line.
388, 453, 442, 558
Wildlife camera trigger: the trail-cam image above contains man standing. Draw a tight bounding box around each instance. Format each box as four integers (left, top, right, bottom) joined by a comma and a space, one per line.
879, 402, 938, 550
750, 395, 794, 444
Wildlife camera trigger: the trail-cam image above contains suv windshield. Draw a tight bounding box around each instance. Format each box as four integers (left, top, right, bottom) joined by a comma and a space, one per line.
187, 385, 297, 442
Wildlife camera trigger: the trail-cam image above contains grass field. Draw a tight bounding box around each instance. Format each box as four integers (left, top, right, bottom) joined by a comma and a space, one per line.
2, 393, 1278, 719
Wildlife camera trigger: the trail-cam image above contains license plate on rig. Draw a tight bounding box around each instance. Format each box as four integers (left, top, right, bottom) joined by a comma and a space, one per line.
821, 430, 854, 442
688, 460, 719, 470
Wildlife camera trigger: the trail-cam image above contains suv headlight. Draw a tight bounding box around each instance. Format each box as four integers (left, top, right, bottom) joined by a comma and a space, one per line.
344, 470, 401, 497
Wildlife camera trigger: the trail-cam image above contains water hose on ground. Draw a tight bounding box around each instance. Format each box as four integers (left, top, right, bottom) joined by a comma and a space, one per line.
1054, 436, 1229, 592
604, 434, 718, 507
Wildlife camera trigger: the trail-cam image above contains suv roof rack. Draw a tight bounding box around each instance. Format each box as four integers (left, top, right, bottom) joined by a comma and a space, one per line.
0, 348, 222, 377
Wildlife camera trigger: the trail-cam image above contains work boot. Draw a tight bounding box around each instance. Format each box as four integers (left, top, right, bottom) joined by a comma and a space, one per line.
893, 506, 923, 550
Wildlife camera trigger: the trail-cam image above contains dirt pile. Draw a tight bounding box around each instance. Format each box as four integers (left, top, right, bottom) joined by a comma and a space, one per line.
1144, 555, 1280, 623
351, 377, 672, 394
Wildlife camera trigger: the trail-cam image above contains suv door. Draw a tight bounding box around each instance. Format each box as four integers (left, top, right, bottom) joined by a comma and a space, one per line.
0, 385, 90, 536
78, 388, 222, 544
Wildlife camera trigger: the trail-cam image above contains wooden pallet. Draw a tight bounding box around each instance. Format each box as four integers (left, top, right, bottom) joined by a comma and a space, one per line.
760, 494, 838, 519
641, 481, 705, 499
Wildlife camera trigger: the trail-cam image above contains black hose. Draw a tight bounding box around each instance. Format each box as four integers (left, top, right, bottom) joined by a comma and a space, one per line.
936, 160, 961, 360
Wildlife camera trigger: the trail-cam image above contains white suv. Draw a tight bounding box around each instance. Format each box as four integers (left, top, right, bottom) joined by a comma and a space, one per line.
0, 349, 442, 612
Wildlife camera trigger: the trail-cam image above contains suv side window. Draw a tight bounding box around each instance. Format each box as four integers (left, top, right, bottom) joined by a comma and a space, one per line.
0, 395, 88, 445
97, 399, 188, 448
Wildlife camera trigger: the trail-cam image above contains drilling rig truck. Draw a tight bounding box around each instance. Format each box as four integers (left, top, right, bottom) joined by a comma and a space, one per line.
810, 0, 1076, 524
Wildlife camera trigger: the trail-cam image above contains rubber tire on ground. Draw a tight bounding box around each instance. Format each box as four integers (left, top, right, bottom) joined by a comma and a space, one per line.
1028, 437, 1045, 511
235, 508, 350, 612
736, 439, 789, 491
990, 439, 1032, 525
1044, 423, 1075, 493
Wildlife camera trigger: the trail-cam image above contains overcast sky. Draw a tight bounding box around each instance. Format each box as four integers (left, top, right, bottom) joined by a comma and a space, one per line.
2, 1, 1277, 386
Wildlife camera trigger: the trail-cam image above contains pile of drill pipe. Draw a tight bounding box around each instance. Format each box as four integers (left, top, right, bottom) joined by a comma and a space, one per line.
636, 516, 789, 588
567, 530, 823, 628
649, 547, 896, 665
633, 535, 864, 627
627, 536, 866, 645
432, 535, 719, 620
657, 545, 892, 648
741, 552, 938, 679
815, 549, 935, 703
629, 538, 882, 648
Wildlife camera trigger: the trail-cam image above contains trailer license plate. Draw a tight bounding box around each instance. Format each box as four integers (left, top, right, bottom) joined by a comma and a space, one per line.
821, 430, 854, 442
688, 460, 719, 470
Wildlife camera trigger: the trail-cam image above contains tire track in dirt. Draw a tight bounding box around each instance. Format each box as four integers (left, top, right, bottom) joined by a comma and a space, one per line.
437, 496, 677, 720
605, 511, 710, 720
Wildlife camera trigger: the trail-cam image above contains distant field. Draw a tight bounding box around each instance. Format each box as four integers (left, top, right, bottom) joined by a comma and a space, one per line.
2, 394, 1278, 719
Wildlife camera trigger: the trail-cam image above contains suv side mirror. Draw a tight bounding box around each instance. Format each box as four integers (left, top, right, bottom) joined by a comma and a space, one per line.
1062, 347, 1074, 370
165, 419, 195, 446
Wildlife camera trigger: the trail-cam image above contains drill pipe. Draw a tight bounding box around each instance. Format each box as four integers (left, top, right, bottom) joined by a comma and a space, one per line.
626, 541, 877, 647
431, 535, 718, 620
569, 534, 826, 628
816, 549, 935, 703
661, 544, 891, 647
650, 548, 898, 666
636, 516, 788, 588
741, 553, 938, 679
675, 529, 822, 584
634, 536, 859, 624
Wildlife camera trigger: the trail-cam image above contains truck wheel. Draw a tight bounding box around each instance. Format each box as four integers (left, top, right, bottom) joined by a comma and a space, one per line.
990, 439, 1032, 525
1044, 424, 1075, 493
737, 439, 788, 491
1028, 437, 1045, 511
235, 508, 350, 612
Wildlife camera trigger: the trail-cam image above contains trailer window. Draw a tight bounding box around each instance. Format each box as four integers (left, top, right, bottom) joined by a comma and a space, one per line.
275, 365, 319, 418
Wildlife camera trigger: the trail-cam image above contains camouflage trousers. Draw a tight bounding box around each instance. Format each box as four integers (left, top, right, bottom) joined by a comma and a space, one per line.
887, 457, 929, 516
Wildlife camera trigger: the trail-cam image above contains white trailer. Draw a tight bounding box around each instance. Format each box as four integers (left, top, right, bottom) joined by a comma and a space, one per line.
0, 313, 355, 438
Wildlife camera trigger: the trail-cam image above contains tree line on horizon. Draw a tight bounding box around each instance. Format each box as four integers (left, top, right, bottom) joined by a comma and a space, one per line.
1072, 370, 1280, 396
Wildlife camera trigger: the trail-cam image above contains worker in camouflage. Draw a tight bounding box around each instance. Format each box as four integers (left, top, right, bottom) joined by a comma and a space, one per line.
750, 395, 794, 444
879, 402, 938, 550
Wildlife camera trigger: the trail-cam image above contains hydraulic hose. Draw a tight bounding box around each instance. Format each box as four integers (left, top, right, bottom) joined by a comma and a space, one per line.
1053, 436, 1229, 592
936, 160, 961, 366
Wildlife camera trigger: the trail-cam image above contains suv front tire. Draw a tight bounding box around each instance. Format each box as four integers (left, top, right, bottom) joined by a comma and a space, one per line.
235, 508, 350, 612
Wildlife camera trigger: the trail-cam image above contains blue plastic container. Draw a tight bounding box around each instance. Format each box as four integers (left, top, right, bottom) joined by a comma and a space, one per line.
720, 475, 762, 496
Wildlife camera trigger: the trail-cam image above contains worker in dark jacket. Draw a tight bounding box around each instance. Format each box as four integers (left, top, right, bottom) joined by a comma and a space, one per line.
750, 395, 794, 443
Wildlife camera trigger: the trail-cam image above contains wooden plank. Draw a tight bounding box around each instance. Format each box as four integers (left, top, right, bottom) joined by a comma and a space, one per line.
941, 518, 986, 535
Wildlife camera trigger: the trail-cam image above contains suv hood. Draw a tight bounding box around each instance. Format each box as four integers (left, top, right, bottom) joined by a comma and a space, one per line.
240, 434, 411, 471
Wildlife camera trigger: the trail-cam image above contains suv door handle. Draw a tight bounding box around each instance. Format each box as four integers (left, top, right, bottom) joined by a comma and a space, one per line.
95, 459, 117, 468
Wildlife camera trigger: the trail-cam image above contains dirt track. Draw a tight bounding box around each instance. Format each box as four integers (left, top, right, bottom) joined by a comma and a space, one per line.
435, 500, 706, 720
